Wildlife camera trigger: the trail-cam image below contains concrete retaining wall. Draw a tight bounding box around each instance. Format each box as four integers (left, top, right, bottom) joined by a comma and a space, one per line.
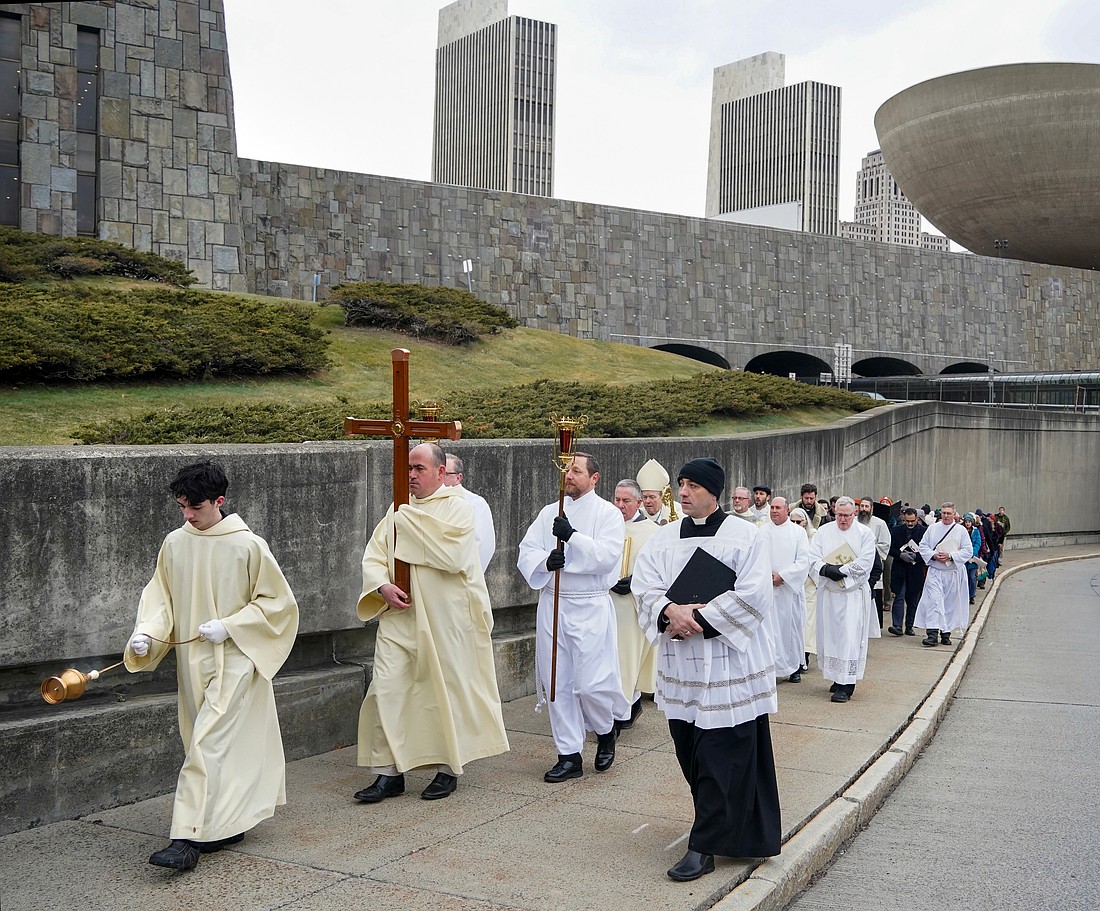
2, 401, 1099, 832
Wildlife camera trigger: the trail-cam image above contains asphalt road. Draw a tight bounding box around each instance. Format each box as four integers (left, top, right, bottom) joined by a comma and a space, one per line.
784, 558, 1100, 911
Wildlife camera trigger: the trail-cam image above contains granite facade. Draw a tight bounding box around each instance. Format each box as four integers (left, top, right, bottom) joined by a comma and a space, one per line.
12, 1, 245, 291
237, 159, 1100, 375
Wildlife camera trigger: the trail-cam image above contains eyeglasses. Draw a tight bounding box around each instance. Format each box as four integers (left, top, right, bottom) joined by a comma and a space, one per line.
444, 471, 459, 476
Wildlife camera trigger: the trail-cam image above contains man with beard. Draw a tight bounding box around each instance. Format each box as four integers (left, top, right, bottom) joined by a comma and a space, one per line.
518, 453, 628, 782
858, 497, 891, 627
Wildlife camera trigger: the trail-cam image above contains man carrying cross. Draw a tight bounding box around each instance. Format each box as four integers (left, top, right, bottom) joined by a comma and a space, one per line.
352, 441, 509, 803
346, 351, 507, 804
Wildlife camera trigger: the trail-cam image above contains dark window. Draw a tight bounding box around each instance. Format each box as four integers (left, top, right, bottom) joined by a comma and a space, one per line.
0, 16, 18, 226
75, 27, 99, 235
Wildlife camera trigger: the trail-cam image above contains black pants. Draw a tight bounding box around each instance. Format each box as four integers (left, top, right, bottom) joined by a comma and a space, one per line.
890, 562, 925, 629
668, 715, 781, 858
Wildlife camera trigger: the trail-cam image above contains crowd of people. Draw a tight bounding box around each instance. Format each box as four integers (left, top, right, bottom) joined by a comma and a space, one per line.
120, 454, 1011, 884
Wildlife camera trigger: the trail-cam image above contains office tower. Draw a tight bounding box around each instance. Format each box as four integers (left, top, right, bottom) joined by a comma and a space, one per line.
840, 149, 951, 251
705, 51, 840, 235
432, 0, 555, 196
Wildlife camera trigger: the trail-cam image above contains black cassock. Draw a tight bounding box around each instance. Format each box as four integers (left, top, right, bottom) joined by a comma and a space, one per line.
663, 509, 781, 858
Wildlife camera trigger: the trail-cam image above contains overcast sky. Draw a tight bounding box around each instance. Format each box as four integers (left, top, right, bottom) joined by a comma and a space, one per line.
223, 0, 1097, 230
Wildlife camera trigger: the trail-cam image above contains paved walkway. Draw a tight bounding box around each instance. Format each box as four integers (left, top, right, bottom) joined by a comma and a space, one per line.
2, 545, 1096, 911
783, 556, 1100, 911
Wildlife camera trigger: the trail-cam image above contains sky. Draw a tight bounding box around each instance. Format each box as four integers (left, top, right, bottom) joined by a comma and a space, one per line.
222, 0, 1098, 231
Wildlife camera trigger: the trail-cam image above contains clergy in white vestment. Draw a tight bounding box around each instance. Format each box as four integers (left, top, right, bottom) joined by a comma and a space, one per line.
610, 478, 660, 729
637, 457, 673, 524
760, 497, 810, 681
789, 506, 818, 670
808, 496, 879, 704
125, 461, 299, 871
354, 443, 509, 805
914, 502, 973, 647
730, 486, 761, 524
632, 457, 781, 883
518, 452, 628, 783
444, 453, 496, 572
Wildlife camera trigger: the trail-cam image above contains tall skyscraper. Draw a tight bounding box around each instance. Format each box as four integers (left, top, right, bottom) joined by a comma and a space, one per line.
705, 52, 840, 235
840, 149, 951, 251
432, 0, 556, 196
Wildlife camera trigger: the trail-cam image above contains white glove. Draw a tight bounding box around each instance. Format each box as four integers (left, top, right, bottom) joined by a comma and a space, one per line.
130, 634, 151, 657
198, 619, 229, 644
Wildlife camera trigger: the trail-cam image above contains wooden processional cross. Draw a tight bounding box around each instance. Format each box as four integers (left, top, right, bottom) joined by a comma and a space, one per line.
344, 348, 462, 593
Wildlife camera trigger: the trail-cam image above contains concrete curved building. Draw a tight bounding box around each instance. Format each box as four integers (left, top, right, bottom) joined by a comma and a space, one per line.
875, 63, 1100, 270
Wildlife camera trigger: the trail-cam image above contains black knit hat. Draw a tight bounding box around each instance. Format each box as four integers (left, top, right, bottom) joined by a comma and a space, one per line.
677, 457, 725, 499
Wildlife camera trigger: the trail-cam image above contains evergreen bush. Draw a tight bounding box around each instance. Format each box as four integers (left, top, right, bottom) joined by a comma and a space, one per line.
0, 286, 330, 382
332, 281, 518, 344
72, 371, 881, 444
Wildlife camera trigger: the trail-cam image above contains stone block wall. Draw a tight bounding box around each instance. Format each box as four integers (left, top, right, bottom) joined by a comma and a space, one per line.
237, 160, 1100, 375
14, 1, 244, 290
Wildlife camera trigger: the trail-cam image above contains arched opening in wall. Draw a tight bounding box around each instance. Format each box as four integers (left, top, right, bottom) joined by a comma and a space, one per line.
652, 344, 731, 370
940, 362, 991, 375
743, 351, 831, 380
852, 357, 921, 377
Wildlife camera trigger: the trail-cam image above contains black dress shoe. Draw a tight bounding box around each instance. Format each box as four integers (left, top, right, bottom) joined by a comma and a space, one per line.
667, 849, 715, 882
887, 625, 903, 636
354, 773, 405, 803
421, 772, 458, 800
197, 833, 244, 853
831, 689, 850, 703
940, 633, 952, 645
922, 633, 938, 647
905, 627, 916, 636
544, 753, 583, 782
788, 670, 801, 683
594, 726, 618, 772
618, 697, 643, 730
149, 839, 200, 871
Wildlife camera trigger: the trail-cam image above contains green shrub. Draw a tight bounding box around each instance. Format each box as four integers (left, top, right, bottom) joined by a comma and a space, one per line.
0, 226, 196, 286
72, 371, 881, 444
331, 281, 518, 344
0, 286, 330, 382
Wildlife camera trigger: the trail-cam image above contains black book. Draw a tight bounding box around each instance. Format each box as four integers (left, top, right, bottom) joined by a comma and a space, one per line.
665, 547, 737, 605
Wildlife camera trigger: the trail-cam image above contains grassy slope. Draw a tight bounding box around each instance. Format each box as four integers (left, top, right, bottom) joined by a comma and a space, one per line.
0, 288, 864, 445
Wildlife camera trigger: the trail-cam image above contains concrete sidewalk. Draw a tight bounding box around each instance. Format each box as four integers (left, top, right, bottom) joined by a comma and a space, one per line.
3, 545, 1095, 911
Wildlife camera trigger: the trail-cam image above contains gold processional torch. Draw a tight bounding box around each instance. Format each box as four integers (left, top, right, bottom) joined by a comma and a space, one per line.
548, 413, 587, 702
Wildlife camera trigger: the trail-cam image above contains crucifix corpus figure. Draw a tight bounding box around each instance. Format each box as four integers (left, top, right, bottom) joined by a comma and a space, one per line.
344, 348, 462, 593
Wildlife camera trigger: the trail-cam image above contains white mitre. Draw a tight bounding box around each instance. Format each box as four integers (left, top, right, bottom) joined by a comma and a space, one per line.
636, 458, 669, 492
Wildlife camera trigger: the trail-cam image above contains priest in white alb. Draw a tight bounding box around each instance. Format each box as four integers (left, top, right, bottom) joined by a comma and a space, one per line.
353, 442, 509, 804
808, 496, 879, 703
915, 502, 972, 648
632, 457, 781, 883
518, 452, 628, 782
126, 461, 299, 872
760, 497, 810, 683
609, 478, 659, 729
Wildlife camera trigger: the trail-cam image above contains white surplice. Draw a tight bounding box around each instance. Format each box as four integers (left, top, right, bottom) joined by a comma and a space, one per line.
760, 519, 810, 676
915, 520, 972, 633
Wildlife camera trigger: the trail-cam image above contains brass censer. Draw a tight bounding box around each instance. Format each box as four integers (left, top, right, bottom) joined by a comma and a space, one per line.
40, 658, 126, 704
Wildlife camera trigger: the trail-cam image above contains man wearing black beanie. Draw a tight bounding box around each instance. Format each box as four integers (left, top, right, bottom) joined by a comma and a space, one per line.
631, 456, 781, 882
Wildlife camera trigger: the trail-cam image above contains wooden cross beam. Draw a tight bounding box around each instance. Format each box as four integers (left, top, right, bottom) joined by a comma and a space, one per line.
344, 348, 462, 593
